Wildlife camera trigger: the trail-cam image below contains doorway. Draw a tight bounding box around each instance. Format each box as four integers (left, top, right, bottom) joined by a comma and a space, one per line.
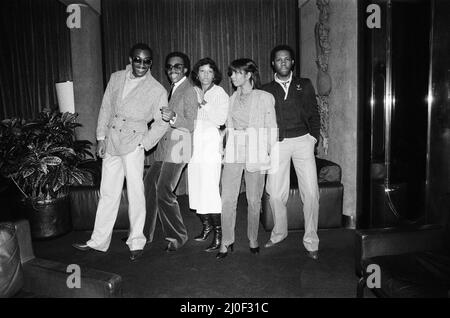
359, 0, 432, 228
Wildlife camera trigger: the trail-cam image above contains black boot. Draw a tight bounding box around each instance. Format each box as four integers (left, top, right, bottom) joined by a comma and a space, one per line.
205, 214, 221, 252
194, 214, 213, 242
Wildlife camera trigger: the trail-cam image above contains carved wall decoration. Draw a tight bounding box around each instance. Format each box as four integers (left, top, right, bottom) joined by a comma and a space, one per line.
315, 0, 332, 155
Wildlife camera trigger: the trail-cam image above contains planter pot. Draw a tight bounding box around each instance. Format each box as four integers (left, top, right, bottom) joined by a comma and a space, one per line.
19, 196, 72, 239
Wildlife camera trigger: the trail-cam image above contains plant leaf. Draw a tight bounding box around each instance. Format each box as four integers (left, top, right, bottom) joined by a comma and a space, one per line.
39, 163, 49, 174
70, 171, 84, 185
47, 146, 76, 156
41, 156, 62, 166
22, 168, 35, 178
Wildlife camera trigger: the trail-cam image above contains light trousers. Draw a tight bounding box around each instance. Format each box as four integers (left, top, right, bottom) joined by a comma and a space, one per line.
221, 163, 266, 247
266, 134, 320, 252
87, 146, 146, 252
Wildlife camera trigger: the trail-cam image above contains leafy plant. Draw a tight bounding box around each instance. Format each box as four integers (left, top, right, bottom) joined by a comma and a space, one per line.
0, 111, 94, 203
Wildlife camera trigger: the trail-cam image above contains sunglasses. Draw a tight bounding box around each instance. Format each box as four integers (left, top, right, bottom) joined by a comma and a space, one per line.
165, 63, 184, 71
132, 56, 152, 65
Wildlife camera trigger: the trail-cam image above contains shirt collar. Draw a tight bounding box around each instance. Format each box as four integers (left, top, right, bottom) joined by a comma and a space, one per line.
274, 72, 293, 100
172, 76, 187, 91
274, 71, 293, 86
202, 83, 215, 94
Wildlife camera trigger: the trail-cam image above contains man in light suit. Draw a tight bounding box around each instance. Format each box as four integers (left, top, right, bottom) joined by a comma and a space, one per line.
143, 51, 198, 251
72, 43, 169, 261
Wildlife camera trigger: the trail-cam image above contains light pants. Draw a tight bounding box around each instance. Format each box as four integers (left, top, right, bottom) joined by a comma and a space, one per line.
221, 163, 266, 247
87, 147, 146, 252
266, 134, 320, 252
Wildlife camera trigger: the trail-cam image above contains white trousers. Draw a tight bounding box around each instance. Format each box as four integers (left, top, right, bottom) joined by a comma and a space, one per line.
266, 134, 320, 252
87, 146, 146, 251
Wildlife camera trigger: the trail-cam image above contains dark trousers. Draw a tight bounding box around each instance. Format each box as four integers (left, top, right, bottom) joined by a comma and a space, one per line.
143, 161, 188, 248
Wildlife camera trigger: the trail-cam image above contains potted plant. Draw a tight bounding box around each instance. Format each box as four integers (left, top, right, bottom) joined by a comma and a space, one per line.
0, 111, 94, 239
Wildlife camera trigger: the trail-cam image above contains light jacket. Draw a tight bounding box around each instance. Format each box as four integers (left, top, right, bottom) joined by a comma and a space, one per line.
96, 65, 169, 156
224, 88, 278, 172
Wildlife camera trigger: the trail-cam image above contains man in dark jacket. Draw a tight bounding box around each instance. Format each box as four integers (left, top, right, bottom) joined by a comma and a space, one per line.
262, 44, 320, 260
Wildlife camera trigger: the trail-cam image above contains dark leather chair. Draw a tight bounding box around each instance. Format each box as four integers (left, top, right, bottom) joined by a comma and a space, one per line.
355, 222, 450, 298
0, 220, 122, 298
260, 157, 344, 231
70, 185, 130, 231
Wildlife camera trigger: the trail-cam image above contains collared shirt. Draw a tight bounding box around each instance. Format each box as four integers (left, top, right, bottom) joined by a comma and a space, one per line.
122, 70, 147, 100
274, 71, 293, 100
168, 76, 187, 125
171, 76, 187, 95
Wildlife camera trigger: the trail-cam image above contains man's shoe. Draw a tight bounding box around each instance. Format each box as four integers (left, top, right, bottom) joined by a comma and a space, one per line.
264, 240, 278, 248
130, 249, 144, 261
306, 250, 319, 260
249, 246, 260, 255
72, 243, 92, 251
165, 243, 177, 252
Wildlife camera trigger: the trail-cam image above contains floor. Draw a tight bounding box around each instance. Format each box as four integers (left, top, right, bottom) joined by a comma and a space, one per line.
33, 195, 362, 298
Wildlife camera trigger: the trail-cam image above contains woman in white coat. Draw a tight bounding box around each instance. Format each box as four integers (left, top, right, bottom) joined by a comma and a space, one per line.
188, 58, 229, 252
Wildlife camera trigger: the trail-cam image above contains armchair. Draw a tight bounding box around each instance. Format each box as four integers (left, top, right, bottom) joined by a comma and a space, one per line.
355, 223, 450, 298
0, 220, 122, 298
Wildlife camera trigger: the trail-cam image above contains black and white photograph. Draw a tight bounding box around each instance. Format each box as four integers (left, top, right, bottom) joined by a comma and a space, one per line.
0, 0, 449, 304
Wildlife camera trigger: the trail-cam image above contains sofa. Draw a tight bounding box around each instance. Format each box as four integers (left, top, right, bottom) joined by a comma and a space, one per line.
70, 157, 343, 231
0, 219, 122, 298
355, 222, 450, 298
260, 157, 344, 231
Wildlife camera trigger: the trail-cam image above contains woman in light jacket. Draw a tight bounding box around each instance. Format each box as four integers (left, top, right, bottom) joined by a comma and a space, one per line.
216, 58, 278, 259
188, 58, 229, 252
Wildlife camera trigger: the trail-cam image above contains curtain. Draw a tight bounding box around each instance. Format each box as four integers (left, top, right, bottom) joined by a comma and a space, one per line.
102, 0, 299, 93
0, 0, 72, 120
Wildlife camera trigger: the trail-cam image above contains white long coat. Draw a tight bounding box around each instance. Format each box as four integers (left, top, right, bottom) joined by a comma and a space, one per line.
188, 85, 229, 214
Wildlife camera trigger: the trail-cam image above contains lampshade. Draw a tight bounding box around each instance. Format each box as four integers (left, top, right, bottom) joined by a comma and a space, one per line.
55, 81, 75, 113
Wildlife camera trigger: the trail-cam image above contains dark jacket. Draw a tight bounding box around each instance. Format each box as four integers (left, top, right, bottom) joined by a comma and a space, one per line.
262, 76, 320, 142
